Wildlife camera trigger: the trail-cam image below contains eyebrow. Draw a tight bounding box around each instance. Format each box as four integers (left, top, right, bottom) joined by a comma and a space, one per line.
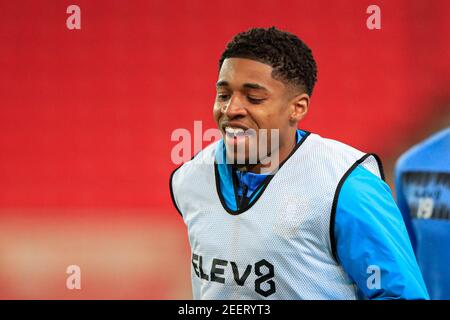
216, 80, 269, 92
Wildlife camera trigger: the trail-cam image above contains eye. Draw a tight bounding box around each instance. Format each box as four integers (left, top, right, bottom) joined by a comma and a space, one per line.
247, 96, 265, 104
217, 93, 230, 101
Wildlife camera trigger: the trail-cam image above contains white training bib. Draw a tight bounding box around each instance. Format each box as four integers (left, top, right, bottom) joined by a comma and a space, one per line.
170, 133, 383, 300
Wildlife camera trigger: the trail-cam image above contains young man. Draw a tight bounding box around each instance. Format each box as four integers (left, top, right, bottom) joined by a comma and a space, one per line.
170, 27, 429, 299
395, 127, 450, 300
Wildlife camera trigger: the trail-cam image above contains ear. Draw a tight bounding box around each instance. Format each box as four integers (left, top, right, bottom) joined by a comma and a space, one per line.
289, 93, 310, 123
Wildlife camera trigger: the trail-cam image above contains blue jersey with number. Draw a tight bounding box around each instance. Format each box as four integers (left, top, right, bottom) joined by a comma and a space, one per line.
395, 127, 450, 300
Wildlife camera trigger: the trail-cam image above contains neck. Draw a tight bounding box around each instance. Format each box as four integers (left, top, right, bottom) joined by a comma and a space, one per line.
237, 130, 297, 174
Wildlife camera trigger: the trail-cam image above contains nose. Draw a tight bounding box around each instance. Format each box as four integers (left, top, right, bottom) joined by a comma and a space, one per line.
221, 95, 247, 118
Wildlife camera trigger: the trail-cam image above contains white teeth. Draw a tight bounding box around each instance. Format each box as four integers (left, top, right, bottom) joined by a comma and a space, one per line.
225, 127, 245, 136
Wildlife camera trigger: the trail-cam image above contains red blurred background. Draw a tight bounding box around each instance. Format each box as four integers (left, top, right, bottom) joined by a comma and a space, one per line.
0, 0, 449, 299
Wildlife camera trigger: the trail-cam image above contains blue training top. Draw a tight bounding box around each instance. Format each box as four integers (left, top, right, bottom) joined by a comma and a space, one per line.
395, 127, 450, 300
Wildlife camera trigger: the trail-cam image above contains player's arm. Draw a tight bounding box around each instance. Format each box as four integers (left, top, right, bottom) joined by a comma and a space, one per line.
333, 165, 429, 300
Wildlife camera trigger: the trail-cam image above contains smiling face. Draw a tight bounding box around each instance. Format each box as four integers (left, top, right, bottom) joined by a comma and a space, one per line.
213, 58, 309, 172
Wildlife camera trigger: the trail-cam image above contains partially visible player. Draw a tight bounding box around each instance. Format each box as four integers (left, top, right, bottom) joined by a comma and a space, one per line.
171, 27, 429, 299
395, 127, 450, 300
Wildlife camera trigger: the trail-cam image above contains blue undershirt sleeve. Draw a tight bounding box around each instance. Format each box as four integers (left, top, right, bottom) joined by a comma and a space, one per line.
334, 165, 429, 300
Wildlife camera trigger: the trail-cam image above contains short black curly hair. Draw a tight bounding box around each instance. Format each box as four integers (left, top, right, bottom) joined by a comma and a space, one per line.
219, 27, 318, 96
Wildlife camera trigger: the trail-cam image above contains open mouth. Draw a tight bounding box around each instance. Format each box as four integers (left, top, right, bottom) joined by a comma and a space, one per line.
225, 126, 245, 137
224, 126, 255, 140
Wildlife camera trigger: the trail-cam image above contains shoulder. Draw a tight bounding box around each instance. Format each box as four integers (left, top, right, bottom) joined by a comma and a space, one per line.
331, 164, 397, 260
170, 140, 221, 193
173, 140, 220, 174
335, 165, 402, 240
341, 165, 390, 202
396, 127, 450, 173
308, 133, 366, 158
336, 164, 403, 236
334, 165, 396, 236
306, 133, 384, 179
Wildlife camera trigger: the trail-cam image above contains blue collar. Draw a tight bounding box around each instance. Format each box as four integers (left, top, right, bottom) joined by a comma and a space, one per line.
215, 129, 307, 210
